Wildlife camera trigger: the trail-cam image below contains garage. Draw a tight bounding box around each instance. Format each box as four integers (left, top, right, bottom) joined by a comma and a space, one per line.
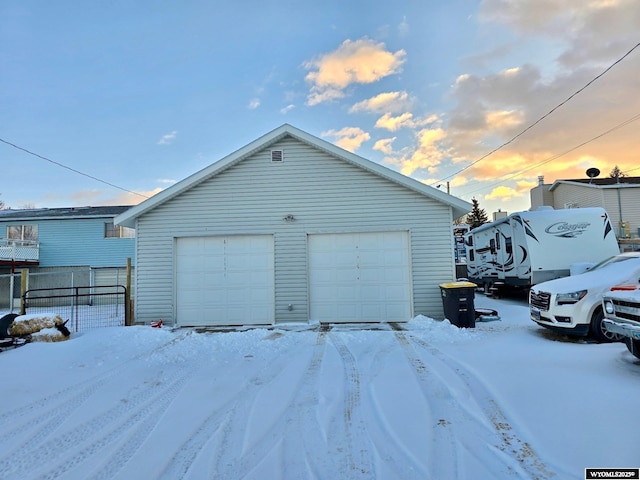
308, 231, 412, 323
175, 235, 274, 326
116, 125, 472, 326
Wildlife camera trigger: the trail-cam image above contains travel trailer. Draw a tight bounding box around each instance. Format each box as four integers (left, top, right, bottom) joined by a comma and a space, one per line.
464, 207, 620, 291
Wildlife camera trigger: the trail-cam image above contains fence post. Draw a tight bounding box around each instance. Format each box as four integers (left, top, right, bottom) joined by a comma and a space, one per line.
20, 269, 27, 315
74, 286, 79, 332
125, 258, 132, 326
9, 271, 14, 313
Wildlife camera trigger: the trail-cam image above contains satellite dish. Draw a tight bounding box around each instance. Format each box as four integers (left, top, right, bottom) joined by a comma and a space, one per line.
586, 167, 600, 179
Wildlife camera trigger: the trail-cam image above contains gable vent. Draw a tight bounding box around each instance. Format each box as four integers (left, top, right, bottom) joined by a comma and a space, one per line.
271, 150, 284, 162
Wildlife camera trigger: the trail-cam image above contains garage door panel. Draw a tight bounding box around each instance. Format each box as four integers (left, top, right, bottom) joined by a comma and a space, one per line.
176, 235, 274, 327
309, 232, 411, 323
338, 286, 358, 300
384, 285, 408, 300
383, 267, 409, 282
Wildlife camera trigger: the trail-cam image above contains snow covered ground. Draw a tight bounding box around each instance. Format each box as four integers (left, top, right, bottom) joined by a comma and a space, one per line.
1, 294, 638, 479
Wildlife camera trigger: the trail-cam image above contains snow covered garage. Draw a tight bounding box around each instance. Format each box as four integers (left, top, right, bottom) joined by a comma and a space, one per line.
115, 124, 471, 327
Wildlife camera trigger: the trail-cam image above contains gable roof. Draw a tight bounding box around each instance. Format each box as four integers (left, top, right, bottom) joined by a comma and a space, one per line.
549, 176, 640, 191
0, 205, 132, 222
115, 124, 472, 227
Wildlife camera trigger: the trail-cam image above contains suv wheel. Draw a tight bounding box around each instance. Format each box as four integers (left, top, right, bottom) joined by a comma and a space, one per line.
590, 309, 621, 343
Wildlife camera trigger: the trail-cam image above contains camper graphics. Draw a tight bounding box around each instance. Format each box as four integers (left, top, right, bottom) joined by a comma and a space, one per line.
544, 221, 590, 238
464, 207, 619, 290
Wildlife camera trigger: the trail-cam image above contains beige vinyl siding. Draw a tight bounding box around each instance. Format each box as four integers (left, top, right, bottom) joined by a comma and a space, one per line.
603, 187, 640, 237
134, 137, 455, 325
552, 184, 604, 209
551, 184, 640, 238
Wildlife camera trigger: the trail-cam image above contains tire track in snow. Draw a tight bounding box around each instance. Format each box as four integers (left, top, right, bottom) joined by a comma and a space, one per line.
0, 329, 194, 451
389, 326, 462, 479
156, 330, 323, 479
358, 333, 430, 479
278, 328, 332, 479
327, 331, 376, 479
31, 370, 196, 480
209, 329, 330, 479
407, 334, 562, 480
0, 334, 197, 480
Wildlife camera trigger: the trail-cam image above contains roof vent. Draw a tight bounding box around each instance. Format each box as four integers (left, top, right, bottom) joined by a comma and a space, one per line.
271, 150, 283, 162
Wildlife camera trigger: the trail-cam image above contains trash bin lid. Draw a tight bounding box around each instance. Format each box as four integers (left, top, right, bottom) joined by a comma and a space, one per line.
439, 281, 478, 289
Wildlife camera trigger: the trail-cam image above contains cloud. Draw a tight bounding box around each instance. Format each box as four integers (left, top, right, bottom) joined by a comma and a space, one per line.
373, 137, 396, 154
66, 187, 163, 207
280, 104, 295, 114
349, 91, 412, 114
157, 131, 177, 145
484, 177, 535, 202
398, 16, 410, 36
485, 185, 520, 201
383, 127, 448, 176
108, 188, 164, 206
375, 113, 415, 132
374, 112, 440, 132
484, 109, 524, 131
304, 38, 406, 106
248, 98, 261, 109
322, 127, 371, 152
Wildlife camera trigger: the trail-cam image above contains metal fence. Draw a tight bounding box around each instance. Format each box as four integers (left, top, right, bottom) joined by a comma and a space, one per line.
22, 285, 127, 332
0, 266, 134, 312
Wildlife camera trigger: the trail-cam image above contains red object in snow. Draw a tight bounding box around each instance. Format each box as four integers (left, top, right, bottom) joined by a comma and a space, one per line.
151, 320, 163, 328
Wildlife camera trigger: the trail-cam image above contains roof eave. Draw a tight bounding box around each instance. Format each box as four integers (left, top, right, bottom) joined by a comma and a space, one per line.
114, 124, 472, 226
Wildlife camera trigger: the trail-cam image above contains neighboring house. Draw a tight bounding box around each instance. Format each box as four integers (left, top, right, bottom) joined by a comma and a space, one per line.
530, 175, 640, 245
116, 124, 472, 327
0, 206, 135, 299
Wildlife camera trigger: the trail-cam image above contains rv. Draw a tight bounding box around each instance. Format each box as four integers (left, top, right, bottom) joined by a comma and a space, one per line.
464, 207, 620, 291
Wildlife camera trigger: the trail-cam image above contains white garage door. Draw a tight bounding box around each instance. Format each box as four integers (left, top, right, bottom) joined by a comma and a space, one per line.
308, 231, 412, 323
176, 235, 274, 326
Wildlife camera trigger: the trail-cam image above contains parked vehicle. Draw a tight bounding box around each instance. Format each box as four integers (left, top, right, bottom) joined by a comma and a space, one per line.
529, 252, 640, 342
465, 207, 620, 292
602, 285, 640, 359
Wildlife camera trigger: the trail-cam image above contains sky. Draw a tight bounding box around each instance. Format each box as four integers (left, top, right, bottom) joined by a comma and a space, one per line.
2, 295, 639, 479
1, 0, 639, 217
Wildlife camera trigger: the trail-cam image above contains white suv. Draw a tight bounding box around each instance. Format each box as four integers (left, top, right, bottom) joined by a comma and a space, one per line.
529, 252, 640, 342
603, 286, 640, 359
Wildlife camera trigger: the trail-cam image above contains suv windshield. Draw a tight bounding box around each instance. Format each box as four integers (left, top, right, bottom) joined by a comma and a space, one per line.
591, 255, 640, 271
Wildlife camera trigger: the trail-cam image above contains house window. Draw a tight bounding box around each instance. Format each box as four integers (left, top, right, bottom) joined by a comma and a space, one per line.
7, 225, 38, 242
104, 222, 135, 238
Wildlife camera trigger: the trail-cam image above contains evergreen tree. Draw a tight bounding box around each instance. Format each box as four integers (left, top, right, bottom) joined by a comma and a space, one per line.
466, 198, 489, 229
609, 165, 626, 179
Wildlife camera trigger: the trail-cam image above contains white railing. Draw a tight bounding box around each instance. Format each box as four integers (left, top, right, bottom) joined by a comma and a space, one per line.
0, 239, 39, 261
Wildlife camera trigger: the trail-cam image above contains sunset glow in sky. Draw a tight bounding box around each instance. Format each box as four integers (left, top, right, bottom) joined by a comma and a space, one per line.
2, 0, 639, 216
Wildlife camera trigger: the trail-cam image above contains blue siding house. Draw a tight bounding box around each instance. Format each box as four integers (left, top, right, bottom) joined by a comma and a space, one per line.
0, 206, 135, 271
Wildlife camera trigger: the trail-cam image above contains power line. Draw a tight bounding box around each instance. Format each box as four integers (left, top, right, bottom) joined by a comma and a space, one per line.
0, 138, 150, 200
460, 112, 640, 197
433, 40, 640, 184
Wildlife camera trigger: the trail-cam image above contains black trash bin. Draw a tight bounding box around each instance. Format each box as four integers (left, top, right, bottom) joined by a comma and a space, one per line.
439, 281, 477, 328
